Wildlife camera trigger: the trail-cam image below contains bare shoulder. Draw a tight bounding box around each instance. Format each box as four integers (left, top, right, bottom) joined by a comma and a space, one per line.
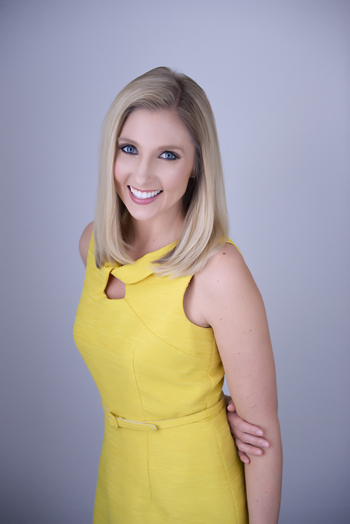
196, 242, 263, 325
198, 242, 252, 290
79, 221, 94, 267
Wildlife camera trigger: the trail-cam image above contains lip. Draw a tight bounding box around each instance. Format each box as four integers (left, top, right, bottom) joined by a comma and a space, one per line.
128, 185, 163, 205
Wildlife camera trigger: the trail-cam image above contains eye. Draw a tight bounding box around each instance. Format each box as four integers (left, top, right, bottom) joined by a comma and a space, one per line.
159, 151, 178, 160
120, 144, 137, 155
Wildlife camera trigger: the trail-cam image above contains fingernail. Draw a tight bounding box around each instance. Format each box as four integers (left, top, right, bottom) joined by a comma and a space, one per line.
255, 450, 262, 455
256, 430, 263, 436
262, 442, 269, 448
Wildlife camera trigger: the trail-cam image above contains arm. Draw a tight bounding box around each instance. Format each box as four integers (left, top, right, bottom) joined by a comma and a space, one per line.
199, 244, 282, 524
79, 221, 94, 267
225, 395, 271, 464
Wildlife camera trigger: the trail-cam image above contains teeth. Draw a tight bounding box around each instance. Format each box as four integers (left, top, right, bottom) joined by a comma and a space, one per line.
129, 186, 161, 199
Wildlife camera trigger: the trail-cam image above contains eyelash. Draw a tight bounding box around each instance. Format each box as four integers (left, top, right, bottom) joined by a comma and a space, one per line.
120, 144, 137, 155
119, 144, 179, 161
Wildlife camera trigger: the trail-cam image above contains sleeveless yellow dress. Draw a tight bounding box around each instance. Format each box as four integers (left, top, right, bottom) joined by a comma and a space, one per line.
73, 233, 248, 523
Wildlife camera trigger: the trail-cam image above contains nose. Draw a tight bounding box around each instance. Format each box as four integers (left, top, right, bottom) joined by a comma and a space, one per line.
132, 154, 155, 187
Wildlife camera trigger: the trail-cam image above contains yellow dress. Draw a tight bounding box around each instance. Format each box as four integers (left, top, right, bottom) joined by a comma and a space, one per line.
73, 233, 248, 523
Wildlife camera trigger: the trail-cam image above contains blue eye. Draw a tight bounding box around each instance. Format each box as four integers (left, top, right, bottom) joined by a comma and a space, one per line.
120, 144, 137, 155
160, 151, 178, 160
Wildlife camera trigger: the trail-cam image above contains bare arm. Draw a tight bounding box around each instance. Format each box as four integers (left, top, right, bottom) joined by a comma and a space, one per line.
79, 221, 94, 267
199, 244, 282, 524
225, 395, 271, 464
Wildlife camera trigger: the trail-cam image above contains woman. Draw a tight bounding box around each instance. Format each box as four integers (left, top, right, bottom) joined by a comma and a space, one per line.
74, 67, 282, 523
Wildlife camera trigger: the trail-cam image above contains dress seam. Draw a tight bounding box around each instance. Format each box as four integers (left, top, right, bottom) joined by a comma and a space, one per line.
131, 349, 146, 418
132, 350, 153, 500
124, 297, 209, 360
211, 420, 240, 523
146, 432, 152, 500
205, 335, 216, 410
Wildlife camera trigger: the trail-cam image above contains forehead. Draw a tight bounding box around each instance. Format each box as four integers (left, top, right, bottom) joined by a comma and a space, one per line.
120, 108, 193, 146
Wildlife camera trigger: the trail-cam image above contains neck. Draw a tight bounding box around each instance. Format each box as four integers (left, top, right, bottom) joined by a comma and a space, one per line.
127, 209, 184, 259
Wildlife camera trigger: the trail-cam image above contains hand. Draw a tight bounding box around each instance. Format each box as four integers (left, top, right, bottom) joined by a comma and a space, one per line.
224, 394, 270, 464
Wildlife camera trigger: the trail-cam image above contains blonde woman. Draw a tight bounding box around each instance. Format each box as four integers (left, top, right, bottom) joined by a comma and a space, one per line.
74, 67, 282, 523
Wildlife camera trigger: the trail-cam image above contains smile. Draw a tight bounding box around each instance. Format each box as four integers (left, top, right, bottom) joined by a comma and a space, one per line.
128, 186, 163, 200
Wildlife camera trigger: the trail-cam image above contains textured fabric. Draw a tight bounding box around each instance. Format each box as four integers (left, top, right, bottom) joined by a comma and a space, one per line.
73, 234, 248, 523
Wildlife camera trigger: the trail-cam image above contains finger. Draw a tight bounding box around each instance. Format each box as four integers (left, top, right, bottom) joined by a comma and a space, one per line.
238, 450, 250, 464
227, 401, 236, 412
229, 427, 270, 450
224, 395, 235, 411
224, 395, 236, 412
226, 411, 265, 437
234, 438, 264, 457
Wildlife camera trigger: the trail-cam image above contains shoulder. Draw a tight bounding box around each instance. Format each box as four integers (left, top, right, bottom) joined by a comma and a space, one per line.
79, 221, 94, 267
195, 242, 263, 325
196, 242, 250, 290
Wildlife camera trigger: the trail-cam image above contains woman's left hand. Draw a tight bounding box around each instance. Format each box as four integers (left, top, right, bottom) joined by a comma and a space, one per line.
225, 395, 270, 464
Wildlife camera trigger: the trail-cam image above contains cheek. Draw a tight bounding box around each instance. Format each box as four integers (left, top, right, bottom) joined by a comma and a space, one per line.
165, 166, 192, 193
113, 160, 125, 187
113, 174, 124, 201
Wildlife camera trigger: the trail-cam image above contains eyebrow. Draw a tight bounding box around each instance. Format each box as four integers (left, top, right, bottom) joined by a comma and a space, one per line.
117, 136, 184, 153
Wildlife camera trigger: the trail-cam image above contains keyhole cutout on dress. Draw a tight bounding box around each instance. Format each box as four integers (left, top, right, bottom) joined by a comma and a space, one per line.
104, 274, 126, 300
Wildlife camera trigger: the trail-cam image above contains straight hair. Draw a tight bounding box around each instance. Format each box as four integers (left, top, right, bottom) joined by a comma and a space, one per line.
94, 66, 229, 277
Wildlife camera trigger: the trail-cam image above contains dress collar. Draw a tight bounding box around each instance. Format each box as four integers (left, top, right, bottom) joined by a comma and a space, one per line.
102, 240, 178, 284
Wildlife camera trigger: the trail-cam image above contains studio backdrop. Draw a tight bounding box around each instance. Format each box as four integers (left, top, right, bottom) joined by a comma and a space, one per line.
1, 1, 349, 523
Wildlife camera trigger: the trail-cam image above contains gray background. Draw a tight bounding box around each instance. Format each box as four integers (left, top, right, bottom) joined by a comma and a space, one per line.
1, 0, 349, 523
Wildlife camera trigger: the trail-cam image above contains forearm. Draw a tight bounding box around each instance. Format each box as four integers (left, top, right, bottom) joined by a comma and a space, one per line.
244, 418, 282, 524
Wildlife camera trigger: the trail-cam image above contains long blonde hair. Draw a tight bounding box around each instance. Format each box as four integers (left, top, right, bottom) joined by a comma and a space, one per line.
94, 66, 229, 277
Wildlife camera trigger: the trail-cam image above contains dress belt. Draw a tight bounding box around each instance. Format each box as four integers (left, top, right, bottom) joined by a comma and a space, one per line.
101, 393, 225, 432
